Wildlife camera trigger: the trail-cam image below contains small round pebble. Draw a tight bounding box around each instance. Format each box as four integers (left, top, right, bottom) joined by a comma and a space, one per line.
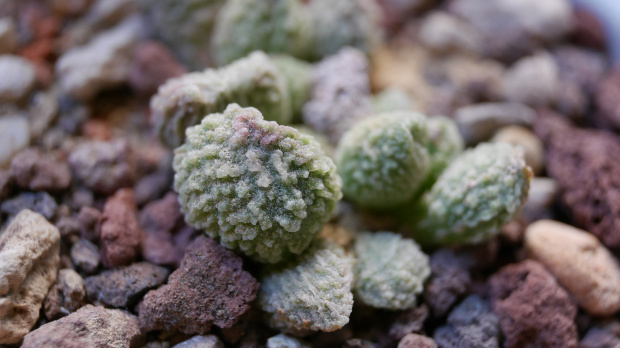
525, 220, 620, 316
0, 55, 36, 102
491, 126, 544, 176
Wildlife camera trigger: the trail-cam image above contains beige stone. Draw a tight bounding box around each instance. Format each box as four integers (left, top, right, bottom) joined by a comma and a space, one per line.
492, 126, 545, 175
525, 220, 620, 316
0, 210, 61, 344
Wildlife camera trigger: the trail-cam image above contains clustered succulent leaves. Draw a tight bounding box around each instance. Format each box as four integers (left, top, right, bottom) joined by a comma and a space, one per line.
158, 3, 533, 335
352, 231, 430, 310
209, 0, 381, 65
411, 142, 532, 246
258, 240, 354, 335
173, 103, 342, 263
335, 111, 431, 209
152, 51, 308, 148
211, 0, 312, 66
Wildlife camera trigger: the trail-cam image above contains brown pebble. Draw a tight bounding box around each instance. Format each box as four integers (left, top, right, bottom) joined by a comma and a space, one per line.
10, 148, 71, 191
489, 260, 578, 348
22, 305, 143, 348
398, 334, 437, 348
98, 189, 141, 268
44, 269, 86, 320
139, 236, 259, 334
85, 262, 169, 308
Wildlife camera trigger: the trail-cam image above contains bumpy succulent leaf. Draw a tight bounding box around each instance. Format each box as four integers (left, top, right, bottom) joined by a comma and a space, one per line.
271, 55, 313, 122
412, 142, 532, 246
353, 231, 430, 310
336, 112, 431, 209
258, 240, 353, 335
211, 0, 312, 66
419, 116, 464, 193
151, 51, 291, 148
308, 0, 382, 59
149, 0, 225, 69
173, 104, 342, 263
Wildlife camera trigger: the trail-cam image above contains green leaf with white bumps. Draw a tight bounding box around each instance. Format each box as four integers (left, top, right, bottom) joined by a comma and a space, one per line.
173, 104, 342, 263
412, 142, 532, 246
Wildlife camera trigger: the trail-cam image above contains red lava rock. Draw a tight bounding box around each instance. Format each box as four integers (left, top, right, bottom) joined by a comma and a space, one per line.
534, 111, 620, 248
139, 192, 194, 266
21, 305, 143, 348
10, 148, 71, 191
595, 68, 620, 131
85, 262, 169, 308
129, 41, 186, 96
98, 188, 141, 268
68, 139, 136, 195
138, 235, 260, 334
423, 249, 471, 317
572, 9, 607, 50
488, 260, 578, 348
389, 304, 429, 341
398, 334, 437, 348
77, 206, 100, 241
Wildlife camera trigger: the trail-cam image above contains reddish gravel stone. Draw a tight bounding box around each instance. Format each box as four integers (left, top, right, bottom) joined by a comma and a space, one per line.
488, 260, 578, 348
423, 249, 471, 317
572, 9, 607, 50
77, 206, 100, 242
595, 68, 620, 131
139, 192, 195, 266
389, 304, 429, 341
398, 334, 437, 348
129, 41, 186, 96
534, 111, 620, 248
10, 148, 71, 191
138, 235, 259, 334
21, 305, 143, 348
98, 189, 141, 268
85, 262, 169, 308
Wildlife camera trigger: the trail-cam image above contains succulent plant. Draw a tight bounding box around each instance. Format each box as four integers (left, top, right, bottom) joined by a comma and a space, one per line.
211, 0, 312, 66
271, 55, 313, 123
352, 231, 430, 310
335, 111, 431, 209
419, 116, 464, 193
258, 240, 354, 335
173, 104, 342, 263
307, 0, 382, 59
411, 142, 532, 246
302, 47, 372, 144
372, 87, 415, 114
148, 0, 225, 69
151, 51, 291, 148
